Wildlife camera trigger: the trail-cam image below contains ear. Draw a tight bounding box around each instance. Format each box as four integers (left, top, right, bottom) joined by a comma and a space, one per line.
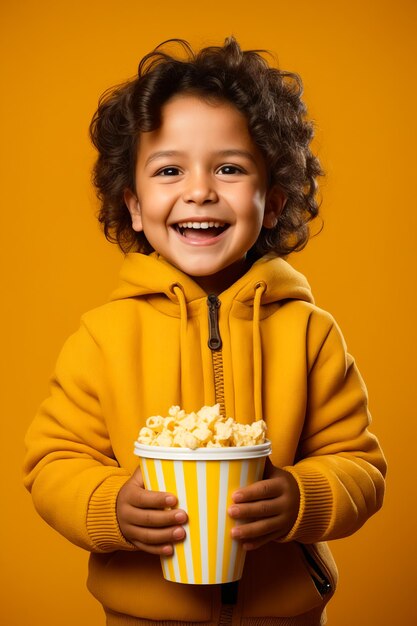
263, 187, 287, 229
124, 188, 143, 232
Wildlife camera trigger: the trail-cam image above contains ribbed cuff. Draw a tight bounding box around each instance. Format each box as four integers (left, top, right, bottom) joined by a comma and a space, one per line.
279, 466, 333, 543
87, 474, 137, 552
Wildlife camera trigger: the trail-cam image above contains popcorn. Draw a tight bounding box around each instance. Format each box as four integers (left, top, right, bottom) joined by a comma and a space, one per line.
137, 404, 267, 449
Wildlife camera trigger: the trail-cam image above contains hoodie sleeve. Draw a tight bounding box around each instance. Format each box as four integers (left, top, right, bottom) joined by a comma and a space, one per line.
281, 312, 387, 544
23, 320, 135, 553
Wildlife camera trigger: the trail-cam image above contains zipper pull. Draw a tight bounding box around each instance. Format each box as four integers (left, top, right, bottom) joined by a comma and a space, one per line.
207, 294, 222, 350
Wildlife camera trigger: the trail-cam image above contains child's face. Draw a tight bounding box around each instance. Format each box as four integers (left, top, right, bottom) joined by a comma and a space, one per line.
124, 94, 282, 292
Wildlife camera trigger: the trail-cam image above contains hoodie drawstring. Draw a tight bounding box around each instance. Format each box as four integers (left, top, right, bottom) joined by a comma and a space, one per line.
171, 283, 189, 405
253, 281, 266, 422
171, 283, 188, 335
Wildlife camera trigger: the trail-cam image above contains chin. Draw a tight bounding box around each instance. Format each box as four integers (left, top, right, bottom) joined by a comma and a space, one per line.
179, 263, 220, 278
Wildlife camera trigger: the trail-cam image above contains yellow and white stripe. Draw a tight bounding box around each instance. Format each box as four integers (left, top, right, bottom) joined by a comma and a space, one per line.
138, 447, 269, 585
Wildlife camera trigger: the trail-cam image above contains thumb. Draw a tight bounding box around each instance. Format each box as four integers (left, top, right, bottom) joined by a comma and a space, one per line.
131, 465, 144, 488
263, 457, 283, 479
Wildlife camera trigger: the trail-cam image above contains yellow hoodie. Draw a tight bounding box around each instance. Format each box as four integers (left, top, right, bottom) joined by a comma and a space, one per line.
24, 253, 386, 626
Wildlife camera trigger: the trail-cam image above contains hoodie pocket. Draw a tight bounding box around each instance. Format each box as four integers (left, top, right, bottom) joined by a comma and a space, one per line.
298, 543, 335, 598
240, 541, 336, 618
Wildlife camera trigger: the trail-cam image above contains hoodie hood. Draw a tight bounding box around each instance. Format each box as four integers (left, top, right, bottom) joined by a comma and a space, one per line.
110, 252, 314, 307
110, 253, 314, 423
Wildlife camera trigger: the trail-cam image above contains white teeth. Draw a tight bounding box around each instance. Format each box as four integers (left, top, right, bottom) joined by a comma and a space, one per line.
177, 221, 226, 229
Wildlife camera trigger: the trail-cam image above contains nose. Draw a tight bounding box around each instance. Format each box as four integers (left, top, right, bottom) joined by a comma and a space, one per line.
182, 171, 218, 205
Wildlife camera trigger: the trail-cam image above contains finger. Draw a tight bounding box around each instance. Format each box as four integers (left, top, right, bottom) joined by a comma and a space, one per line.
131, 539, 176, 556
231, 516, 285, 541
228, 497, 281, 520
232, 477, 284, 504
240, 530, 282, 552
133, 539, 190, 556
127, 523, 187, 548
124, 506, 188, 529
129, 487, 178, 510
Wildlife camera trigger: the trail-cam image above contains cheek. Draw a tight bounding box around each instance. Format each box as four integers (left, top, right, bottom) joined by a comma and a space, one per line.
237, 181, 266, 204
140, 214, 164, 238
139, 186, 176, 215
243, 191, 267, 228
253, 187, 267, 208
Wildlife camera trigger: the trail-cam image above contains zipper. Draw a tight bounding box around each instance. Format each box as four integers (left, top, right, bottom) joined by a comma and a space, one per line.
207, 294, 225, 416
207, 294, 222, 350
299, 544, 332, 597
206, 298, 330, 600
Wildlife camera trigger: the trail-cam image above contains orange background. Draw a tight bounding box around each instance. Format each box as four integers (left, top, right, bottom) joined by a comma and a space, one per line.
1, 0, 416, 624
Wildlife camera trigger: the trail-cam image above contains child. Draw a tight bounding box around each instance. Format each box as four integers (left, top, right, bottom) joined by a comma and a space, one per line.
24, 37, 386, 626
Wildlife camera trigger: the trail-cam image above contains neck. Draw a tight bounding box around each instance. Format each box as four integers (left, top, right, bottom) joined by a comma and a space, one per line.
192, 258, 251, 295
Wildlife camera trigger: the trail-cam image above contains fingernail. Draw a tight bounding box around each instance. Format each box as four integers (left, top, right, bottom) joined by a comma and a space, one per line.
165, 495, 176, 507
228, 506, 239, 517
174, 511, 186, 523
233, 492, 243, 503
231, 527, 241, 538
173, 527, 185, 540
162, 545, 173, 555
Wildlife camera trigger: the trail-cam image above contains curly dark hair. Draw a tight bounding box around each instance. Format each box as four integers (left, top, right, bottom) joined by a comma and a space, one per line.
89, 36, 323, 257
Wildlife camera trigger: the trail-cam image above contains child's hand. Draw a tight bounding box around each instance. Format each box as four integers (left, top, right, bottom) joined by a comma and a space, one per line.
228, 459, 300, 551
116, 466, 188, 556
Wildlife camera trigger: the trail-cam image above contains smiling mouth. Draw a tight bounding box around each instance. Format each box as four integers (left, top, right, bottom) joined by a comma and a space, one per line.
173, 221, 229, 239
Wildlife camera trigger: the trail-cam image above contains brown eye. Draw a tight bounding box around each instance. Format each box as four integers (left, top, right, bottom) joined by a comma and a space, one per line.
156, 167, 181, 176
217, 165, 244, 175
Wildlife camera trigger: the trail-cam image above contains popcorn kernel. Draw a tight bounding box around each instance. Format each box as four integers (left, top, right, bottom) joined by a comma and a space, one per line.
137, 405, 267, 449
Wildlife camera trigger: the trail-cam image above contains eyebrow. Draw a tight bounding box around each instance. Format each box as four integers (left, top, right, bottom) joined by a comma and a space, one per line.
145, 151, 183, 166
216, 149, 257, 164
144, 149, 257, 167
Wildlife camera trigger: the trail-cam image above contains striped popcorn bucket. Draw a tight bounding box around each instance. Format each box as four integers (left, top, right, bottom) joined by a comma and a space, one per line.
134, 441, 271, 584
